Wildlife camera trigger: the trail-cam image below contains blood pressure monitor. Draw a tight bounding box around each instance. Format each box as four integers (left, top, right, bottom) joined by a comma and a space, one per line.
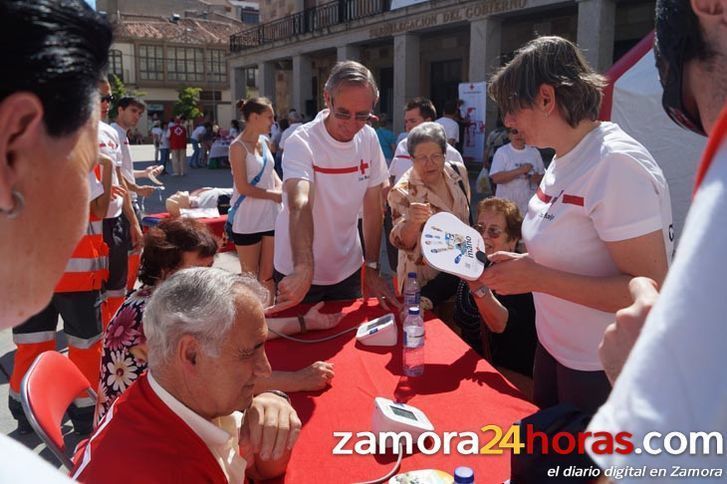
371, 397, 434, 446
355, 313, 397, 346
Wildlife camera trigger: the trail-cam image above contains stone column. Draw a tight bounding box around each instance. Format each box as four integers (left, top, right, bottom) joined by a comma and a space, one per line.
469, 17, 502, 133
258, 61, 277, 103
576, 0, 616, 73
392, 33, 420, 134
292, 54, 313, 115
337, 44, 361, 62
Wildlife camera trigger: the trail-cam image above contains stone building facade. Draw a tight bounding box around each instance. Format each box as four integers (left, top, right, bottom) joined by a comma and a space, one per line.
228, 0, 656, 135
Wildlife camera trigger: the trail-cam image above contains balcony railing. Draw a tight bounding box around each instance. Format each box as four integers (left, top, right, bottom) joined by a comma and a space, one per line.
230, 0, 391, 53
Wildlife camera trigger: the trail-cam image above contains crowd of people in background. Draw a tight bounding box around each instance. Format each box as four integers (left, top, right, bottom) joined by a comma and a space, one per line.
1, 0, 725, 482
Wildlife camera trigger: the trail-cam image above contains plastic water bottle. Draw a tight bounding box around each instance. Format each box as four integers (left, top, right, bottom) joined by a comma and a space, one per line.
401, 272, 420, 320
403, 306, 424, 377
454, 466, 474, 483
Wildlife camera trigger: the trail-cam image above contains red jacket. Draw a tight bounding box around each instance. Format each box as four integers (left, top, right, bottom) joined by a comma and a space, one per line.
169, 124, 187, 150
72, 374, 227, 483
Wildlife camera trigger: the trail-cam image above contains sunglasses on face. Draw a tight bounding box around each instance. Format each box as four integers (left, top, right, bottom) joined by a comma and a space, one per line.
100, 94, 113, 103
474, 224, 504, 239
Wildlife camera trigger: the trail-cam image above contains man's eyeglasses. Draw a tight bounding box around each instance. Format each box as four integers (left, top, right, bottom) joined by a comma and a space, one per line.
100, 94, 113, 103
508, 129, 519, 135
412, 153, 445, 164
474, 224, 504, 239
330, 103, 373, 122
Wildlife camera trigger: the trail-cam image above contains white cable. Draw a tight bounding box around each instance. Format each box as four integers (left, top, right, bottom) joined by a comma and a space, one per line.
267, 324, 359, 343
352, 443, 405, 484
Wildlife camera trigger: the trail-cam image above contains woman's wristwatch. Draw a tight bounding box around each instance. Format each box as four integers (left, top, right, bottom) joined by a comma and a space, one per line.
470, 285, 491, 299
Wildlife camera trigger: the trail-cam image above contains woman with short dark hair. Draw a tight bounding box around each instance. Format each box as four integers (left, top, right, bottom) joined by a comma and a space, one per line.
481, 36, 674, 413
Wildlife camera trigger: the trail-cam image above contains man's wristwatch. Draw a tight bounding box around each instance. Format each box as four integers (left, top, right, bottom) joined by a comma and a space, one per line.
262, 390, 291, 403
364, 261, 379, 272
471, 285, 490, 299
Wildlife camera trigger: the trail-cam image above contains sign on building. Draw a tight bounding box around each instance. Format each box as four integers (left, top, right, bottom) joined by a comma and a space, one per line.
458, 82, 486, 164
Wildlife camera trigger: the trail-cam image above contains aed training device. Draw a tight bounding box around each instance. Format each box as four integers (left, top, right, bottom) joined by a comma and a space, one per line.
372, 397, 434, 447
356, 313, 397, 347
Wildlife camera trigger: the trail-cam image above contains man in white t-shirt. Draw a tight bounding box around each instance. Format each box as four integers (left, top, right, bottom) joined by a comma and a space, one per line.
587, 0, 727, 479
279, 111, 303, 153
189, 123, 207, 168
490, 127, 545, 215
389, 97, 464, 185
270, 61, 399, 312
435, 99, 460, 146
151, 121, 163, 162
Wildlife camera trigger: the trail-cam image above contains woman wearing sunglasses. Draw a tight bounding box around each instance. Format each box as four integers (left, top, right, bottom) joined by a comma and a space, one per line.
388, 122, 470, 310
454, 198, 536, 379
482, 36, 673, 413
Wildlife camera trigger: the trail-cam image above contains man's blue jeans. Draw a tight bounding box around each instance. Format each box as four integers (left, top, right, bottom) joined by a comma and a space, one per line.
190, 139, 200, 167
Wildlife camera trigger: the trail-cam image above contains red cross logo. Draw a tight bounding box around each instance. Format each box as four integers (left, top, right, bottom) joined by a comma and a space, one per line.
359, 159, 369, 175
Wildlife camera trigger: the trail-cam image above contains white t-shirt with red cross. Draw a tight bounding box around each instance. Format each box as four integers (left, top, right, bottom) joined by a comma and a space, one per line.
491, 143, 545, 216
98, 121, 124, 218
521, 122, 674, 371
275, 109, 388, 285
389, 137, 464, 185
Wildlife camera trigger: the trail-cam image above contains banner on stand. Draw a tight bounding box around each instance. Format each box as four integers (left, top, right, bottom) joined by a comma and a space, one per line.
458, 82, 487, 164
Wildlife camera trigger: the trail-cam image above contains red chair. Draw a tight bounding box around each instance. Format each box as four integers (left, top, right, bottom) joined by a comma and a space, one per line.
20, 351, 97, 470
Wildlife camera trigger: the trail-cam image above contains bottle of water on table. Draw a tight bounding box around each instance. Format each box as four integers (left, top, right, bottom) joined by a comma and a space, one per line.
401, 272, 420, 321
454, 466, 474, 483
403, 306, 424, 377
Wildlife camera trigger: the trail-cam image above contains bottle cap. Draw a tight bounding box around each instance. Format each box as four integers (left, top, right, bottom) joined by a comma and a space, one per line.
454, 466, 474, 483
407, 306, 420, 315
407, 272, 417, 278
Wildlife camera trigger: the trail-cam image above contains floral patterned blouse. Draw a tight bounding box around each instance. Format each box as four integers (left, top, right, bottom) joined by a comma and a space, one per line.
387, 161, 470, 292
97, 286, 153, 421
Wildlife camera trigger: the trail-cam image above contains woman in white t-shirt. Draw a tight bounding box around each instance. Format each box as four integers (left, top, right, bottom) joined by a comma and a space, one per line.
229, 98, 283, 298
481, 36, 673, 413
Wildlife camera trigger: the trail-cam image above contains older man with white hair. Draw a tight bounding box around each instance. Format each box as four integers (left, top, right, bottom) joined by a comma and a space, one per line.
72, 268, 300, 483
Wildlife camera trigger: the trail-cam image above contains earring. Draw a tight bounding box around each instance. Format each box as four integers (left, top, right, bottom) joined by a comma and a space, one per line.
0, 191, 24, 219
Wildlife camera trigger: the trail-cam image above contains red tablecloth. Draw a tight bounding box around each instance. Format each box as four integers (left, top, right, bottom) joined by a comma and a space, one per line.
265, 299, 537, 483
141, 212, 234, 252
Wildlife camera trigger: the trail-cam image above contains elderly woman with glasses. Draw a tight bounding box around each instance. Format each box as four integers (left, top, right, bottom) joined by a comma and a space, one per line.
387, 122, 470, 309
480, 36, 674, 413
454, 198, 536, 378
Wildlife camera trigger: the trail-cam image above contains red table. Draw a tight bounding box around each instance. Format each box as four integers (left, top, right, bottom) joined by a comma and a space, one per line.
265, 299, 537, 483
141, 212, 234, 252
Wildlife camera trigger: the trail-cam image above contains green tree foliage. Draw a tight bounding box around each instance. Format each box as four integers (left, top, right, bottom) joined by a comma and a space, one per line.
173, 87, 203, 120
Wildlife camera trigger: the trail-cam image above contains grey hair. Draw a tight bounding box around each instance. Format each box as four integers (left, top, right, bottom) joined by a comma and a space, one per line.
143, 267, 268, 369
324, 60, 379, 103
407, 122, 447, 157
288, 111, 302, 123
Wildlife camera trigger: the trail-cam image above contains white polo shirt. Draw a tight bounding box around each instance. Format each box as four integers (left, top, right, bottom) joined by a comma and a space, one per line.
275, 109, 388, 285
522, 122, 673, 371
389, 137, 464, 185
98, 121, 124, 219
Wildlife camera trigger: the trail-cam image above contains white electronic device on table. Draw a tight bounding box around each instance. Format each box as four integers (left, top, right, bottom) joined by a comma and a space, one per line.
372, 397, 434, 447
356, 313, 397, 347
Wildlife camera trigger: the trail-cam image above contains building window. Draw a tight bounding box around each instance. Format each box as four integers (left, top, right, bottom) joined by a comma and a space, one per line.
241, 8, 259, 24
109, 49, 124, 81
138, 45, 164, 81
243, 67, 257, 88
207, 49, 227, 83
167, 46, 205, 82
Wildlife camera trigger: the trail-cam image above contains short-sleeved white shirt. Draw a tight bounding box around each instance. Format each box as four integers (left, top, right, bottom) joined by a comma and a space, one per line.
586, 142, 727, 477
98, 121, 124, 219
190, 125, 206, 141
389, 137, 464, 185
279, 122, 302, 151
522, 122, 674, 371
435, 116, 460, 143
274, 109, 388, 285
88, 170, 104, 202
491, 143, 545, 216
111, 122, 137, 202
